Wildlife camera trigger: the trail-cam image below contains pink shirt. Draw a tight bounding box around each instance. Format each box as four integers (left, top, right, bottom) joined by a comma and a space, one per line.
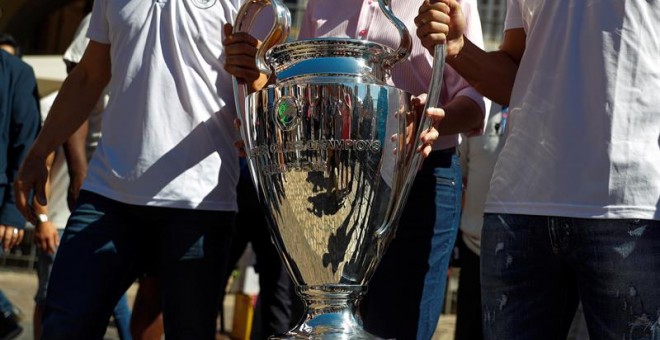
298, 0, 487, 150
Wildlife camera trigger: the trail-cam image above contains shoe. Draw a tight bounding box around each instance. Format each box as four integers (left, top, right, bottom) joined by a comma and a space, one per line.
0, 313, 23, 340
8, 305, 23, 323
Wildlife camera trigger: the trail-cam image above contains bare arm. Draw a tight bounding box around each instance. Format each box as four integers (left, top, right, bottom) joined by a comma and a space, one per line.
416, 0, 526, 105
435, 95, 483, 135
446, 29, 526, 106
14, 41, 111, 224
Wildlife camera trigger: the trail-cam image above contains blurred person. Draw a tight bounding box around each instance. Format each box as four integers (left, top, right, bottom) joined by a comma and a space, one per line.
417, 0, 660, 339
223, 0, 487, 338
0, 41, 40, 340
0, 33, 21, 58
14, 0, 245, 339
453, 103, 504, 340
219, 159, 299, 339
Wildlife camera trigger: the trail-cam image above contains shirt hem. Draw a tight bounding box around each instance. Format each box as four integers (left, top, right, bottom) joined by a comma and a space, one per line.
484, 202, 659, 221
81, 183, 238, 212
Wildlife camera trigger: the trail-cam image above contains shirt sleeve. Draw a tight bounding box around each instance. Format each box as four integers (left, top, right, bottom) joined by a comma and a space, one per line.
297, 0, 316, 40
463, 0, 485, 49
505, 0, 524, 31
0, 62, 40, 229
64, 14, 92, 64
87, 0, 111, 44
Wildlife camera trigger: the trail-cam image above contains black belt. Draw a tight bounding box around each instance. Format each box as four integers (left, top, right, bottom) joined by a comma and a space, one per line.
422, 147, 456, 170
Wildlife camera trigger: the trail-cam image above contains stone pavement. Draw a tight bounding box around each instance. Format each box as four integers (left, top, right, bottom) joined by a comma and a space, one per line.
1, 268, 456, 340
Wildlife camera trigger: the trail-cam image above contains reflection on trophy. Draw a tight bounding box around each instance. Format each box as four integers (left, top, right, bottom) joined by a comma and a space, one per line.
232, 0, 444, 338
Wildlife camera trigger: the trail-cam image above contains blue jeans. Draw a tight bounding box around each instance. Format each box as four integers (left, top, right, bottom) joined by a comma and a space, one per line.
42, 191, 235, 340
35, 230, 133, 340
362, 151, 462, 340
481, 214, 660, 340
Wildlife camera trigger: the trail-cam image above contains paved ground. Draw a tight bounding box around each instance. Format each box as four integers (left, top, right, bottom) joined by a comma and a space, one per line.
1, 269, 456, 340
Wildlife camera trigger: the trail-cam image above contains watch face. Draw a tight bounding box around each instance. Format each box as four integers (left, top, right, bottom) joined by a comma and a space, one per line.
37, 214, 49, 223
191, 0, 216, 9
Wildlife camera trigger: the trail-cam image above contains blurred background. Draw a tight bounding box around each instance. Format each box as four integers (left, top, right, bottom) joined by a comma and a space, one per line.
0, 0, 505, 99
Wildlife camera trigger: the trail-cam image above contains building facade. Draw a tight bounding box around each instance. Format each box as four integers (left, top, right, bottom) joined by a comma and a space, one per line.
477, 0, 507, 50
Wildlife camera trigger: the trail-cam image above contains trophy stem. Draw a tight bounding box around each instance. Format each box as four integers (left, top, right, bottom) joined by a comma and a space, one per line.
270, 285, 386, 340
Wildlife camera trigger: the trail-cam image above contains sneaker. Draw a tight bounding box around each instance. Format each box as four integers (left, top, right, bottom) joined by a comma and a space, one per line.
8, 305, 23, 323
0, 313, 23, 340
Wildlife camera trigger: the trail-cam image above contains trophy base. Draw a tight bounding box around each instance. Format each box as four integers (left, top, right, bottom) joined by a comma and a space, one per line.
270, 327, 385, 340
269, 312, 388, 340
268, 285, 391, 340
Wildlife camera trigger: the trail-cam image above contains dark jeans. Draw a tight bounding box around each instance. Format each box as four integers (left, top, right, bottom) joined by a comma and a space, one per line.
454, 237, 482, 340
362, 151, 462, 340
42, 191, 235, 340
36, 230, 133, 340
222, 174, 299, 339
481, 214, 660, 340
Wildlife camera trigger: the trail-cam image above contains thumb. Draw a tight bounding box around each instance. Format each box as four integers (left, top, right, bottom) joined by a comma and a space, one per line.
224, 23, 233, 38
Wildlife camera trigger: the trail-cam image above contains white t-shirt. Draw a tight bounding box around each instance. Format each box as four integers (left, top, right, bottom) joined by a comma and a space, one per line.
83, 0, 243, 211
40, 92, 71, 229
459, 105, 505, 255
485, 0, 660, 220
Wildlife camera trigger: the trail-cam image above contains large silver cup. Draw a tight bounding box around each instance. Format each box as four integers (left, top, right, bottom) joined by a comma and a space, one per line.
232, 1, 445, 338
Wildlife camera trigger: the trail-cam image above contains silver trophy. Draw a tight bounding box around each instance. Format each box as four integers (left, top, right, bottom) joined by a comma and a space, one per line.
232, 0, 445, 338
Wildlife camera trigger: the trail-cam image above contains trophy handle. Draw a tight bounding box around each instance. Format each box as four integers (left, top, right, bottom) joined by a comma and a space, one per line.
231, 0, 291, 184
232, 0, 291, 75
378, 0, 412, 67
387, 45, 445, 234
411, 44, 446, 169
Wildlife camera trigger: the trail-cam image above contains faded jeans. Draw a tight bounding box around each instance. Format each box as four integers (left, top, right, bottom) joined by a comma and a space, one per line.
481, 214, 660, 340
362, 151, 462, 340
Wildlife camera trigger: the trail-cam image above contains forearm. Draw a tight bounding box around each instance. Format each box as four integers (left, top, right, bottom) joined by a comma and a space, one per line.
436, 95, 483, 136
30, 68, 107, 160
63, 121, 89, 177
30, 151, 54, 215
448, 37, 519, 106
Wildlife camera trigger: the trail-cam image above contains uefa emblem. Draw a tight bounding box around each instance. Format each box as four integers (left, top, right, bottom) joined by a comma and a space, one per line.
274, 96, 300, 131
191, 0, 216, 9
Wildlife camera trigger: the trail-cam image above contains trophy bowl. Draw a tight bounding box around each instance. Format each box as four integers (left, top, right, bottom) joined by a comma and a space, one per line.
243, 78, 416, 339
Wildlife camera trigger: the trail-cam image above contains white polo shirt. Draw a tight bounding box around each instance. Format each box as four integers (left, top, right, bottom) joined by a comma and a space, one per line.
83, 0, 243, 211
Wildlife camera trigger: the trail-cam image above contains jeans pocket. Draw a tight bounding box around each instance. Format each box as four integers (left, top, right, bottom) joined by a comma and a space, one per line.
435, 176, 455, 186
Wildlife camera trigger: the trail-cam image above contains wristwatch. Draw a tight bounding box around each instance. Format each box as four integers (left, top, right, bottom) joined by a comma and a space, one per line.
37, 213, 49, 224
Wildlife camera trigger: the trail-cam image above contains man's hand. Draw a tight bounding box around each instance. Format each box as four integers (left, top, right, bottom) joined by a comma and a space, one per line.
412, 93, 445, 158
14, 152, 49, 225
67, 172, 86, 211
0, 225, 25, 252
415, 0, 466, 57
34, 219, 59, 255
223, 24, 269, 92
